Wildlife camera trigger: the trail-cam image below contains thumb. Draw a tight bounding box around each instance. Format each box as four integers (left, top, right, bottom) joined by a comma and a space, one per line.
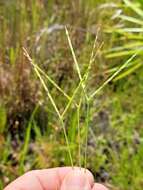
60, 168, 92, 190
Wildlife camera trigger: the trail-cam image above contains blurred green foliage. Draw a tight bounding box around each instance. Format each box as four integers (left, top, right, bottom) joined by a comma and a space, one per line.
0, 0, 143, 190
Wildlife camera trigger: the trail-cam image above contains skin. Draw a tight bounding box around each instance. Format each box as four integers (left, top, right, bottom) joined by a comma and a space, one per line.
4, 167, 108, 190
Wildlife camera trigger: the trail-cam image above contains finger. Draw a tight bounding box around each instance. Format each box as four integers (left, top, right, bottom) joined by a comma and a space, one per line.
92, 183, 109, 190
4, 167, 94, 190
60, 168, 93, 190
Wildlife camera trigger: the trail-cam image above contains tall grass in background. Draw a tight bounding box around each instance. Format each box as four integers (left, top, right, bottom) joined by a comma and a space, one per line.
103, 0, 143, 80
1, 1, 143, 190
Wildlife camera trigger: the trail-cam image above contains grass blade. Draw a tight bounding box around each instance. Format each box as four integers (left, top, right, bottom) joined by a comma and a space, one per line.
119, 15, 143, 25
123, 0, 143, 18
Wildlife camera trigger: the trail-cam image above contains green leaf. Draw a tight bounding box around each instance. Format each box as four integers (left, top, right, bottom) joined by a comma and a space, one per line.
119, 15, 143, 25
0, 106, 7, 133
123, 0, 143, 18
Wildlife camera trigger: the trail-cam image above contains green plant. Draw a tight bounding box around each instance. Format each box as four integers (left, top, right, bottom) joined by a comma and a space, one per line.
0, 105, 7, 134
23, 25, 137, 171
103, 0, 143, 80
1, 1, 143, 190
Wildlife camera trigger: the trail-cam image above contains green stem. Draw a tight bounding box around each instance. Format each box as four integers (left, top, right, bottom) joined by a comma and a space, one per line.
84, 100, 90, 170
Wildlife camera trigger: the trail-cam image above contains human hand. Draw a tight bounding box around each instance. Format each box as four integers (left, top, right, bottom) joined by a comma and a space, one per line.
4, 167, 108, 190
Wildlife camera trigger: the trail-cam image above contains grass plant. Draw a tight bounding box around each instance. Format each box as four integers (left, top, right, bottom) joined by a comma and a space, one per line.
23, 28, 137, 171
1, 1, 143, 190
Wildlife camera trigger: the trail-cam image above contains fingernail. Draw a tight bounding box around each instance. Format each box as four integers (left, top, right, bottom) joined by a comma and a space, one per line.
61, 169, 91, 190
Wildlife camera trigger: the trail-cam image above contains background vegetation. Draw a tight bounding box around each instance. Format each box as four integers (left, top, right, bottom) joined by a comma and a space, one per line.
0, 0, 143, 190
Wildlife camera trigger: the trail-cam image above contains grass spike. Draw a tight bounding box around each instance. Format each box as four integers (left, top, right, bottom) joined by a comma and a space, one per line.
23, 47, 74, 168
89, 53, 138, 100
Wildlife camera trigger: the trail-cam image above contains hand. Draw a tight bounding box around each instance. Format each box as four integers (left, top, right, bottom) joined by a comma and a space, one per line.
4, 167, 108, 190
